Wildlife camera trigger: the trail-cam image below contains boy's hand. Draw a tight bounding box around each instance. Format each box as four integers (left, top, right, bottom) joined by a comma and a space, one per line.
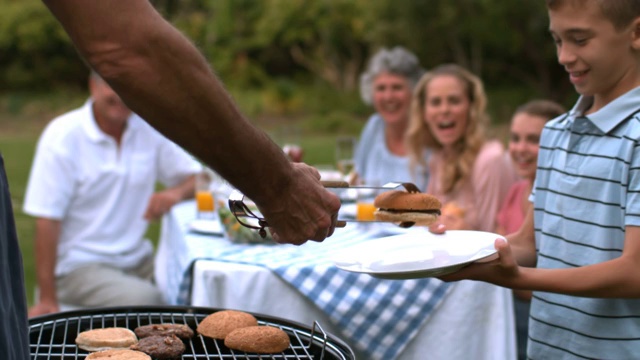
438, 238, 520, 285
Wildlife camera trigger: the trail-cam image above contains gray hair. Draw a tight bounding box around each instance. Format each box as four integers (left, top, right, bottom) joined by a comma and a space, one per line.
359, 46, 424, 105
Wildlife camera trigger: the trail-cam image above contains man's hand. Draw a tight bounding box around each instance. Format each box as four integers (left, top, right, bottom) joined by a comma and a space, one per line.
144, 189, 184, 221
439, 238, 520, 286
256, 163, 341, 245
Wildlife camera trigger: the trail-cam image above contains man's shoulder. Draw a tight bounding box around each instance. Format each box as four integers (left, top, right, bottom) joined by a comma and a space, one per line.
360, 113, 383, 134
128, 114, 170, 142
46, 106, 87, 132
37, 106, 89, 149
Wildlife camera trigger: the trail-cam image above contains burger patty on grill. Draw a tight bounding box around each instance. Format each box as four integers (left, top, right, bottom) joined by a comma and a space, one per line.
130, 335, 185, 359
134, 324, 194, 340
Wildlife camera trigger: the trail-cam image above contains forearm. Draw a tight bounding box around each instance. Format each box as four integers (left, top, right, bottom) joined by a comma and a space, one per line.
43, 0, 294, 208
516, 257, 640, 298
516, 226, 640, 297
168, 175, 196, 201
33, 218, 61, 303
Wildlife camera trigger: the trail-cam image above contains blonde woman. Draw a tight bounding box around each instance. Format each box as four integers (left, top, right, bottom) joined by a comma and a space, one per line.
407, 64, 517, 232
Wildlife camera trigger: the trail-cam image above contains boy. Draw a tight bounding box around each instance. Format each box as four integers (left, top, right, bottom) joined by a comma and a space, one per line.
441, 1, 640, 358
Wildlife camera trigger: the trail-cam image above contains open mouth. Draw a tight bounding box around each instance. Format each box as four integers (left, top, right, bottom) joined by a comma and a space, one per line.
437, 121, 456, 130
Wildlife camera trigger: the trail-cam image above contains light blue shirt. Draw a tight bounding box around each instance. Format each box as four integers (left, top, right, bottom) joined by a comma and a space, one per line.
354, 114, 429, 190
529, 87, 640, 359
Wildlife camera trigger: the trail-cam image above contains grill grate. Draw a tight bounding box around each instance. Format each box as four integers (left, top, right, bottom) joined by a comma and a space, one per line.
29, 306, 354, 360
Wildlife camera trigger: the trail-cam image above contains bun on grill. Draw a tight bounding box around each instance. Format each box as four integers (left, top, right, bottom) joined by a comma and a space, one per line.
197, 310, 258, 340
224, 326, 290, 354
373, 190, 441, 226
75, 327, 138, 352
85, 349, 151, 359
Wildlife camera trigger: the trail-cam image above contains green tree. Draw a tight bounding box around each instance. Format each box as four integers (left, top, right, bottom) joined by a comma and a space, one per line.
0, 0, 87, 91
254, 0, 370, 91
363, 0, 571, 104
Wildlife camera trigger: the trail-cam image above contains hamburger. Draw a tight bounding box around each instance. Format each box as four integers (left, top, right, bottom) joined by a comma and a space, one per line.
373, 190, 442, 226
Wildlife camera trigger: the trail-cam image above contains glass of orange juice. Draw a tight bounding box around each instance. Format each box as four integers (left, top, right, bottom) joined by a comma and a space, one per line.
196, 166, 216, 219
356, 202, 376, 221
355, 188, 378, 228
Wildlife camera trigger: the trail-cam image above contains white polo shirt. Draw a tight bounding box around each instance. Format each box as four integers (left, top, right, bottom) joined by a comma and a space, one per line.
23, 100, 201, 276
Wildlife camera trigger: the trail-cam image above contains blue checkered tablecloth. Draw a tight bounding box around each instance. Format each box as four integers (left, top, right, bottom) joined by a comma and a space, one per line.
157, 200, 453, 360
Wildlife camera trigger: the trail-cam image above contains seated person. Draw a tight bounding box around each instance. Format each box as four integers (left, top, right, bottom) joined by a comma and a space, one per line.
353, 46, 428, 189
406, 64, 518, 232
24, 71, 201, 317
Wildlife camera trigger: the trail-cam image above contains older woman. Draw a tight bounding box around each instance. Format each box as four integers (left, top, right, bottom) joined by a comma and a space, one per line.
353, 46, 428, 188
407, 64, 517, 232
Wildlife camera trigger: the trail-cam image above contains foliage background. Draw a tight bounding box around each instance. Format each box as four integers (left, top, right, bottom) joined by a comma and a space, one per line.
0, 0, 576, 305
1, 0, 576, 117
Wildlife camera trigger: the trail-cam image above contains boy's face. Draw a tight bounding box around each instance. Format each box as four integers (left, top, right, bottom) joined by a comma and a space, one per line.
549, 1, 640, 106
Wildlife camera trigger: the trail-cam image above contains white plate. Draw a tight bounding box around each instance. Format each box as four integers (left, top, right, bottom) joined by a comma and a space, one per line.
333, 230, 502, 279
189, 219, 224, 236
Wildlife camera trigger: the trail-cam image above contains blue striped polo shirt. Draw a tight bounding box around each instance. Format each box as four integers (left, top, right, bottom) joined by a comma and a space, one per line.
528, 87, 640, 359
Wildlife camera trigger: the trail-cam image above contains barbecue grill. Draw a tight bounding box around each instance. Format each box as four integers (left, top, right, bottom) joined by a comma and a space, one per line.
29, 306, 355, 360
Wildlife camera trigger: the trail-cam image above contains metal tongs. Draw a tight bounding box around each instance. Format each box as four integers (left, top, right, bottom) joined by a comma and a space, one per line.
321, 180, 422, 228
228, 181, 422, 238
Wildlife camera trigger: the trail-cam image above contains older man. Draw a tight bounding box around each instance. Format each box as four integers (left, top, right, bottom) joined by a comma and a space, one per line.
24, 72, 200, 317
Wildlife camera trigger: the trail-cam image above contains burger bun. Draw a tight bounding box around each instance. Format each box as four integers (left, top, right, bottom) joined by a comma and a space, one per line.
373, 190, 441, 226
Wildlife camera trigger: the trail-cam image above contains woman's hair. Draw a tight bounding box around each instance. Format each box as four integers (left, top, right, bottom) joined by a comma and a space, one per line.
359, 46, 424, 105
514, 99, 565, 121
406, 64, 489, 194
546, 0, 640, 31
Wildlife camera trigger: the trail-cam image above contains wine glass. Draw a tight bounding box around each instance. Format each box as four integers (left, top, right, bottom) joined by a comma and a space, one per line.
335, 136, 357, 179
278, 126, 304, 162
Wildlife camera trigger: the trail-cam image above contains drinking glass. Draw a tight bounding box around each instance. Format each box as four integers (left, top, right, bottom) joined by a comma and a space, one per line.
195, 166, 216, 219
335, 136, 357, 178
355, 187, 380, 230
278, 126, 304, 162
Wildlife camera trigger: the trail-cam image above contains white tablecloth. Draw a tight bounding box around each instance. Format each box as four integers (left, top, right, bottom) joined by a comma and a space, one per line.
155, 200, 516, 360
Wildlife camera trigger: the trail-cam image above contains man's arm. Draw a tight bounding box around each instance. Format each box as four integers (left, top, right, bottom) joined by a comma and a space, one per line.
28, 218, 61, 317
42, 0, 340, 244
144, 175, 195, 221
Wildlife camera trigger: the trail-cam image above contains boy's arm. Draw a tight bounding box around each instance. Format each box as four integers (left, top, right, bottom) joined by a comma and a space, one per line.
516, 225, 640, 297
443, 207, 640, 298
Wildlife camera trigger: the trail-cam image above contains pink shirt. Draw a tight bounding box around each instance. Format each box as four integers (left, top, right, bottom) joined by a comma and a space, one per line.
427, 140, 517, 232
496, 180, 530, 235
